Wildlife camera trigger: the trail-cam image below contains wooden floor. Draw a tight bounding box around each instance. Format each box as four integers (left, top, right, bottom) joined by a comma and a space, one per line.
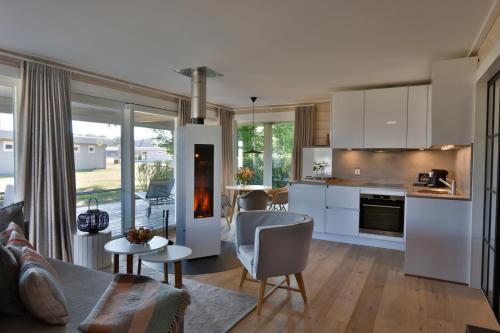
184, 222, 500, 333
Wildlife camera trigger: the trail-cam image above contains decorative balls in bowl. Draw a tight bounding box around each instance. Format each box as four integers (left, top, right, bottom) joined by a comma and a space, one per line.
125, 227, 154, 245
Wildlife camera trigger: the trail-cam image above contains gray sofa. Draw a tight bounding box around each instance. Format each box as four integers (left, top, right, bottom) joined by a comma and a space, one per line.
0, 258, 186, 332
1, 258, 112, 332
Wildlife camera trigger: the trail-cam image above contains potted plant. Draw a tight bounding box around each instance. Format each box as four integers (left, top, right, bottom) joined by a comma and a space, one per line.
236, 167, 253, 185
313, 161, 329, 178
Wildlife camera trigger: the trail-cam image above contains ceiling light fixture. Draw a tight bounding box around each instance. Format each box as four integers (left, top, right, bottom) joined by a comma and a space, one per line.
385, 120, 398, 125
244, 96, 263, 154
441, 145, 455, 151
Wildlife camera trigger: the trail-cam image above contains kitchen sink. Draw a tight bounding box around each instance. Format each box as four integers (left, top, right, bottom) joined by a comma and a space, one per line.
413, 188, 450, 195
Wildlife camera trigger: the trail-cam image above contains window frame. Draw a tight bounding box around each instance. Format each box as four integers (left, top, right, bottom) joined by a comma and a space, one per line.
87, 145, 96, 153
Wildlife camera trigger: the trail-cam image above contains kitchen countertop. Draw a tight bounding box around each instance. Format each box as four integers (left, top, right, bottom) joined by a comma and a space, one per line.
289, 179, 471, 201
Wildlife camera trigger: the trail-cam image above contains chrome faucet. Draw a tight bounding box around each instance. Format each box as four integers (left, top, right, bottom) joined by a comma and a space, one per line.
439, 178, 456, 195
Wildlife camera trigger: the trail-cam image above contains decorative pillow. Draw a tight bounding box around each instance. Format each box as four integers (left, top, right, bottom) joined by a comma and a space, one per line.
18, 246, 69, 325
0, 245, 24, 315
0, 221, 25, 245
0, 201, 24, 233
7, 230, 33, 250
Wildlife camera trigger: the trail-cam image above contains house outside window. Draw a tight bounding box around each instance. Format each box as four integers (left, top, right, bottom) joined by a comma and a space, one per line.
2, 141, 13, 152
88, 145, 96, 153
74, 145, 80, 153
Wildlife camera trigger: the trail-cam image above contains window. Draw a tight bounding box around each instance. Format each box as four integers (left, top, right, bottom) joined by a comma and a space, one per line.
0, 85, 15, 208
272, 123, 294, 188
72, 94, 123, 237
3, 141, 13, 152
133, 107, 176, 230
237, 125, 264, 185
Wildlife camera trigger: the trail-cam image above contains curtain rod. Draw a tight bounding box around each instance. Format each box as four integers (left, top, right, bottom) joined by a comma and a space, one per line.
0, 48, 229, 110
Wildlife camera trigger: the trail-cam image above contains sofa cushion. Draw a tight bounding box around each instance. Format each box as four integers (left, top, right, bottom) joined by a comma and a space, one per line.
0, 221, 25, 245
0, 245, 24, 315
18, 247, 69, 325
0, 202, 24, 233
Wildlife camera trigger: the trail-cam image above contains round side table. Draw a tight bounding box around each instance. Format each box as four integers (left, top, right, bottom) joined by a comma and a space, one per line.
73, 230, 112, 270
139, 245, 192, 288
104, 236, 168, 274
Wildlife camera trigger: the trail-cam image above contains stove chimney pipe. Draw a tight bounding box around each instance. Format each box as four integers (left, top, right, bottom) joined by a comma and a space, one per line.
190, 67, 207, 124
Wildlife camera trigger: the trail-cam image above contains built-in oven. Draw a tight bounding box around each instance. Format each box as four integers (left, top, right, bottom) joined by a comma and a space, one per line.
359, 194, 405, 238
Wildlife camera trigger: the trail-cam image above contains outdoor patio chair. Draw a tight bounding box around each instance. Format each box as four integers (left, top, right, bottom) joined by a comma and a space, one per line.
137, 179, 175, 218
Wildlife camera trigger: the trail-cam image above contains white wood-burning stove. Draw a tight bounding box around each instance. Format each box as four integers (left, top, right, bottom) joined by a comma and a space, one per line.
176, 124, 222, 258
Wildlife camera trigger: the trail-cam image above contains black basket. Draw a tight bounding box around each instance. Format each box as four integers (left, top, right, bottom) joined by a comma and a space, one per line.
77, 198, 109, 234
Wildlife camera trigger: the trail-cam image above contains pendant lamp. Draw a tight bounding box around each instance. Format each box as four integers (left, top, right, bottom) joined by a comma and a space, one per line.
244, 96, 263, 154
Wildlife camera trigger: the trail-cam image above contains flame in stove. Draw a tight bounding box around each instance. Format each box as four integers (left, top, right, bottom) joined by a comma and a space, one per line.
194, 188, 211, 218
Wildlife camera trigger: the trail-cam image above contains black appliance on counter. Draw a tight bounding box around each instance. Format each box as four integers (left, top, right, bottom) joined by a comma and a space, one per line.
413, 169, 449, 187
429, 169, 448, 187
359, 194, 405, 238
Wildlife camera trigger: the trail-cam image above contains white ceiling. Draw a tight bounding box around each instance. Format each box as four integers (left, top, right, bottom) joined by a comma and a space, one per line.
0, 0, 494, 107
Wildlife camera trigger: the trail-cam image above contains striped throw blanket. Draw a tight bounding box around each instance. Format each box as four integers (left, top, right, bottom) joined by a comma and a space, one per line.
78, 274, 190, 333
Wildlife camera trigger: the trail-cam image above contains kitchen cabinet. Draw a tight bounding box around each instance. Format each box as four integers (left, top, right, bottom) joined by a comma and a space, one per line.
405, 197, 471, 284
364, 87, 408, 148
325, 207, 359, 236
430, 57, 477, 146
331, 90, 364, 148
407, 85, 429, 148
288, 183, 325, 233
326, 185, 359, 209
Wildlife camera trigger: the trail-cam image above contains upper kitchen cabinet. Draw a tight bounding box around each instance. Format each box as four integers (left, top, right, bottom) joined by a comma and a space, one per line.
364, 87, 408, 148
407, 85, 430, 148
430, 57, 477, 146
331, 90, 364, 148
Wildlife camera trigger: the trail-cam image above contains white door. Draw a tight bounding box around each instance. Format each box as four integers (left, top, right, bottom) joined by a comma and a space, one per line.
407, 85, 429, 148
364, 87, 408, 148
331, 91, 364, 148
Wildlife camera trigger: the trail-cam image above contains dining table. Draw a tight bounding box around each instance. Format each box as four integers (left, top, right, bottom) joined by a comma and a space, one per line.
225, 184, 272, 226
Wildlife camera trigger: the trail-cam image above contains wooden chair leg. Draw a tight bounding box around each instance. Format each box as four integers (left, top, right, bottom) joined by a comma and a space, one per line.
239, 267, 247, 287
295, 272, 307, 302
286, 275, 290, 287
137, 258, 142, 275
257, 278, 267, 315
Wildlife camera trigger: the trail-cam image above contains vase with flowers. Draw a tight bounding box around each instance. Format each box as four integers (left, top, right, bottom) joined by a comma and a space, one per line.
236, 167, 253, 186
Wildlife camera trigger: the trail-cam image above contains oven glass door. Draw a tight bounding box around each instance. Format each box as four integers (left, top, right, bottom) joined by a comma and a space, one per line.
360, 198, 404, 236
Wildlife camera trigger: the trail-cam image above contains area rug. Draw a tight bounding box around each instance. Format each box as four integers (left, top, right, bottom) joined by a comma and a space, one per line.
143, 240, 242, 275
139, 261, 256, 333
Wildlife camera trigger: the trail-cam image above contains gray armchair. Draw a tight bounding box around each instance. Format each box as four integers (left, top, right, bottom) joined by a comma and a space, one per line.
237, 190, 270, 211
235, 211, 314, 314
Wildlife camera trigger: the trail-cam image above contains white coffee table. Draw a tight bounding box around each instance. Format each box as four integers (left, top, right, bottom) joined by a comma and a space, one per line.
139, 245, 192, 288
104, 236, 168, 274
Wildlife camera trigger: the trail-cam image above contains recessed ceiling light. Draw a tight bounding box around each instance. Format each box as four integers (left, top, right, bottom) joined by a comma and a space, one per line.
385, 121, 398, 125
347, 148, 352, 151
419, 148, 425, 151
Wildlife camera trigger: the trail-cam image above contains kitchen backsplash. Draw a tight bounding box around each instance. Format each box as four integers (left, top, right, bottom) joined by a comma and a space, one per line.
331, 147, 472, 190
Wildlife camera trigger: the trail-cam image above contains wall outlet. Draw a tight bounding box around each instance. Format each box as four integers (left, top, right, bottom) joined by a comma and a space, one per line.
354, 168, 361, 176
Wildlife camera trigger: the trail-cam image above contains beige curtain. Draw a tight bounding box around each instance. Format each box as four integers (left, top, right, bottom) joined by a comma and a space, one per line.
177, 99, 191, 126
16, 61, 76, 262
219, 108, 234, 194
291, 105, 316, 180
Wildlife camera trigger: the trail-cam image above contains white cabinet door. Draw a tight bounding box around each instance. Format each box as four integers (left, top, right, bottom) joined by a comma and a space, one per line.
288, 184, 325, 233
364, 87, 408, 148
326, 186, 359, 209
405, 197, 471, 284
431, 57, 477, 145
331, 91, 364, 148
325, 208, 359, 236
407, 85, 429, 148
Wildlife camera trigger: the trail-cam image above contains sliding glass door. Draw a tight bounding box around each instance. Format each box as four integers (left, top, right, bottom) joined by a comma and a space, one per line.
132, 105, 176, 232
482, 72, 500, 319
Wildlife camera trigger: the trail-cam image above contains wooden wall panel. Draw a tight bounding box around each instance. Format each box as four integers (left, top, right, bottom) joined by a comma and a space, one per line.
478, 11, 500, 61
314, 101, 331, 146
